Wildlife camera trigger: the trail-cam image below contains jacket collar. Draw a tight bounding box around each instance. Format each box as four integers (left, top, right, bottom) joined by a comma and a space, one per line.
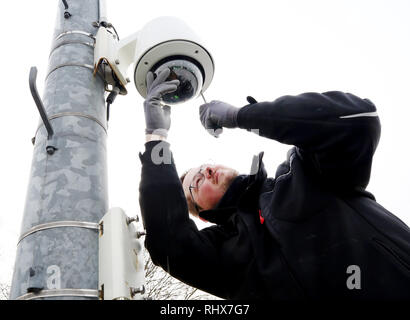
199, 152, 267, 224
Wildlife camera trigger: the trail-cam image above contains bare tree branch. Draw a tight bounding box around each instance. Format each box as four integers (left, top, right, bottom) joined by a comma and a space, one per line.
143, 250, 219, 300
0, 283, 10, 300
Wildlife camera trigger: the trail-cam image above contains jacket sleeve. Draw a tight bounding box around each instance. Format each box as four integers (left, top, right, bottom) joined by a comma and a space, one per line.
237, 91, 381, 189
138, 141, 229, 298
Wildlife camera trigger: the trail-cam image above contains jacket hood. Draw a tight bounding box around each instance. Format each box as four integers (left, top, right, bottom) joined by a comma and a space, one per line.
199, 152, 267, 224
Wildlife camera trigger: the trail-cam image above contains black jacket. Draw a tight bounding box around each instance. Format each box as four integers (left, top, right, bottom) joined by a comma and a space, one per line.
139, 91, 410, 300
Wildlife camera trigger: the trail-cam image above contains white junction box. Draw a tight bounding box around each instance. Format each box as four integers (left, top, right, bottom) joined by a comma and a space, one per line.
98, 207, 145, 300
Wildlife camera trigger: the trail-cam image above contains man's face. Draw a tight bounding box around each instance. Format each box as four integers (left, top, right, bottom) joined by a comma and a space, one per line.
182, 164, 239, 214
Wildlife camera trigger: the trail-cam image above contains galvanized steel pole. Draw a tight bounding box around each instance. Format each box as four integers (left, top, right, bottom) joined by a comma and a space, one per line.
10, 0, 108, 300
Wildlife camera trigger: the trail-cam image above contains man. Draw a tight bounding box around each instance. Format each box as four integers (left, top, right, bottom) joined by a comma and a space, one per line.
139, 68, 410, 300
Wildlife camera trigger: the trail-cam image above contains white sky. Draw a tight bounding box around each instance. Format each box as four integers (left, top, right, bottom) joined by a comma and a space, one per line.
0, 0, 409, 288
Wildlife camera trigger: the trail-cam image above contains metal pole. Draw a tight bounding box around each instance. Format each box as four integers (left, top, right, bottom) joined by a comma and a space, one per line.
10, 0, 108, 300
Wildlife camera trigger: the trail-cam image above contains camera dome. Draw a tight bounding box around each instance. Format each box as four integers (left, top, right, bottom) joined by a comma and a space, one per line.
153, 59, 203, 105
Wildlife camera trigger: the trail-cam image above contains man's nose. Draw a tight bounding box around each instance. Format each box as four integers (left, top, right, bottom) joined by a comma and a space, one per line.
203, 166, 214, 180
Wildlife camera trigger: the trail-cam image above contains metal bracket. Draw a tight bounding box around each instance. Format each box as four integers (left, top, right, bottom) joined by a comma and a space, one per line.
93, 26, 128, 95
29, 67, 58, 155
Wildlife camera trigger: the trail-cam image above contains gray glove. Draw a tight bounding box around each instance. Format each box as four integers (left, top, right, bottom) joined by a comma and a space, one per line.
199, 100, 240, 137
144, 68, 180, 137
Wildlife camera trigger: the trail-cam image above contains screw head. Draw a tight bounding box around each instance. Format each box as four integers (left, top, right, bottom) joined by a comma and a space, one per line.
131, 285, 145, 297
136, 231, 146, 239
46, 146, 57, 155
126, 216, 139, 225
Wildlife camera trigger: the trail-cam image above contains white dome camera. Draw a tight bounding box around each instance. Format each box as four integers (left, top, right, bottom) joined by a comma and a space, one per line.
94, 16, 214, 105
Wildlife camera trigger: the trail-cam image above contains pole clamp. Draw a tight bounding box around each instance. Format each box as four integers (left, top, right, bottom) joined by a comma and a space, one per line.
49, 40, 94, 58
55, 30, 96, 41
33, 112, 108, 143
18, 220, 100, 245
46, 63, 103, 82
16, 289, 99, 300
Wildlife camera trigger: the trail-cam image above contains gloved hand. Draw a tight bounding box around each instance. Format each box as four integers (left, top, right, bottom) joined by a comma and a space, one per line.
144, 68, 180, 138
199, 100, 240, 138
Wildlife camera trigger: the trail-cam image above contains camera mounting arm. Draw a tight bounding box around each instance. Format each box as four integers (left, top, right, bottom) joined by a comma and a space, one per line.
93, 26, 139, 96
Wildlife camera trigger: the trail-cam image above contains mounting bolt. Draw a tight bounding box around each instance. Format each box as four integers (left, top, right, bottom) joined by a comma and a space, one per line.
130, 285, 145, 297
136, 231, 146, 239
126, 78, 131, 83
126, 216, 139, 225
46, 146, 58, 155
64, 11, 72, 19
115, 59, 120, 65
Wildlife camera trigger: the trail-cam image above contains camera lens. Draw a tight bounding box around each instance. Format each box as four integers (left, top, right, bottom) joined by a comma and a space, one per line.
154, 60, 203, 105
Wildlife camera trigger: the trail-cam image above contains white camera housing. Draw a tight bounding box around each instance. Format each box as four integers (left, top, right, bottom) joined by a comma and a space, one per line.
94, 16, 214, 103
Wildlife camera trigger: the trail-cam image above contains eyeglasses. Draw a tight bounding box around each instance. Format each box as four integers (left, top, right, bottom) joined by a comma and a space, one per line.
189, 166, 206, 213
